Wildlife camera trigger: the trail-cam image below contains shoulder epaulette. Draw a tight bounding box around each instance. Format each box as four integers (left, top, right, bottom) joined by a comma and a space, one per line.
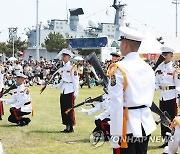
0, 65, 4, 71
174, 68, 180, 74
107, 63, 128, 91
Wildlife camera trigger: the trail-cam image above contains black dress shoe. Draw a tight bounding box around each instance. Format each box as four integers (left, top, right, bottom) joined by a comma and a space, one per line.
159, 142, 168, 148
64, 128, 74, 133
60, 129, 68, 132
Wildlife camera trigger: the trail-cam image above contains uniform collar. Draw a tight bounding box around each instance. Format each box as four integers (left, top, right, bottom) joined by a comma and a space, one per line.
17, 83, 24, 88
164, 61, 172, 65
64, 61, 70, 66
123, 52, 139, 60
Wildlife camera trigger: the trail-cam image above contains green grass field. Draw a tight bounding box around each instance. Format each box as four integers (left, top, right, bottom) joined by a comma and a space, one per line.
0, 86, 179, 154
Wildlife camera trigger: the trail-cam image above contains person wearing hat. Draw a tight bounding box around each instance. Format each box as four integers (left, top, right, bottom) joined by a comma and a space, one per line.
0, 63, 4, 120
110, 52, 121, 62
52, 49, 79, 133
0, 72, 32, 126
13, 60, 23, 75
155, 46, 180, 148
107, 26, 156, 154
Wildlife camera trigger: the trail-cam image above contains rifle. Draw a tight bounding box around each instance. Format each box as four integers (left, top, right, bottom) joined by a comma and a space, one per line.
65, 94, 103, 115
0, 83, 17, 119
0, 83, 17, 98
150, 102, 171, 129
87, 52, 109, 94
152, 54, 165, 71
40, 63, 63, 94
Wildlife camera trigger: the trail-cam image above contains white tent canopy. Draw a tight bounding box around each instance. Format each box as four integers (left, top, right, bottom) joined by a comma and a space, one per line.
54, 51, 62, 59
73, 56, 84, 61
8, 57, 17, 61
138, 31, 163, 54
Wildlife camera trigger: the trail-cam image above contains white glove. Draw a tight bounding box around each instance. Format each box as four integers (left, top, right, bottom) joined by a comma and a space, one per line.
74, 92, 78, 99
94, 116, 100, 120
0, 98, 6, 102
177, 98, 180, 107
52, 84, 58, 89
110, 136, 120, 149
78, 107, 88, 113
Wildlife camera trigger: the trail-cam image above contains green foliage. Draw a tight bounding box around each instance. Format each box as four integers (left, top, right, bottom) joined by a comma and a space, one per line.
78, 49, 101, 56
0, 42, 9, 54
0, 37, 28, 56
43, 32, 69, 52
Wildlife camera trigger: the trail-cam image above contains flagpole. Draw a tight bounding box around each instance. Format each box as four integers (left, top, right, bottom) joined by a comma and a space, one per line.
36, 0, 39, 61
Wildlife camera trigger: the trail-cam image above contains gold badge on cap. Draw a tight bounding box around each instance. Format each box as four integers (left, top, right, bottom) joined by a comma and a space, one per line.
110, 75, 116, 86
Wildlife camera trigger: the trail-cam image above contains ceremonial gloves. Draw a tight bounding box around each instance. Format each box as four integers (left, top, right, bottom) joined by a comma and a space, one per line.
110, 136, 120, 149
78, 107, 89, 115
0, 98, 6, 102
74, 92, 78, 99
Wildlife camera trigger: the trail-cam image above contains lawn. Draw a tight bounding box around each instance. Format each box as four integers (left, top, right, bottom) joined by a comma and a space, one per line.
0, 86, 179, 154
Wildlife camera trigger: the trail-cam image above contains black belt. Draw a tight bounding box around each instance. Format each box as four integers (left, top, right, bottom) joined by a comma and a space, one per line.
24, 102, 31, 105
124, 105, 147, 110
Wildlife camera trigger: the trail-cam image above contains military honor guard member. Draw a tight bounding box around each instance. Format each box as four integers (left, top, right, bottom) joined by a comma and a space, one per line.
163, 116, 180, 154
79, 93, 111, 140
0, 64, 4, 120
155, 46, 180, 148
0, 73, 32, 126
52, 49, 79, 133
107, 26, 156, 154
110, 52, 121, 63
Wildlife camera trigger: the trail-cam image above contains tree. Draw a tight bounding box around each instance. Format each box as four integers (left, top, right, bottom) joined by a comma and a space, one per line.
43, 32, 69, 52
78, 49, 101, 56
0, 42, 9, 54
6, 37, 28, 56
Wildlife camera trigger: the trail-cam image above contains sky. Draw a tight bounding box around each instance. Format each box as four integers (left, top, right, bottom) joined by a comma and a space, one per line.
0, 0, 179, 42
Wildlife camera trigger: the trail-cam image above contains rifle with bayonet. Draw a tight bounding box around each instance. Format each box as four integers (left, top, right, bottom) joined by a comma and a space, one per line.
40, 63, 63, 94
65, 94, 103, 115
0, 83, 17, 120
0, 83, 17, 98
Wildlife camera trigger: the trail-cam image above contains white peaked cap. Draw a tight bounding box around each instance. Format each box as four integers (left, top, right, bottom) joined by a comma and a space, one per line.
61, 49, 73, 57
16, 72, 27, 78
119, 26, 145, 42
161, 46, 175, 53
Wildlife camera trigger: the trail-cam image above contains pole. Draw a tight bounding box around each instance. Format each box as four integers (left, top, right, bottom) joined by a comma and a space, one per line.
176, 0, 178, 37
36, 0, 39, 61
12, 36, 15, 57
172, 0, 179, 37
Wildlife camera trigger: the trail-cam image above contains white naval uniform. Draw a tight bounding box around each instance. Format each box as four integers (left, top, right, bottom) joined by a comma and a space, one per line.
108, 52, 156, 137
53, 61, 79, 98
4, 84, 32, 113
86, 94, 110, 120
163, 116, 180, 154
0, 69, 4, 92
155, 61, 180, 101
